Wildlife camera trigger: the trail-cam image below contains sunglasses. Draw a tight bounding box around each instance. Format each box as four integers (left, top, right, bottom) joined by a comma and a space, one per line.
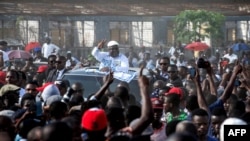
49, 60, 55, 63
159, 63, 168, 66
55, 61, 62, 64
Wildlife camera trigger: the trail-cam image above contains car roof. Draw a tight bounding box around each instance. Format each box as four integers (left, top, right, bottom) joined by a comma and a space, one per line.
64, 66, 151, 79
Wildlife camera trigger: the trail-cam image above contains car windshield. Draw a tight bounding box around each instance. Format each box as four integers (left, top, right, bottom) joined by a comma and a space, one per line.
62, 74, 141, 101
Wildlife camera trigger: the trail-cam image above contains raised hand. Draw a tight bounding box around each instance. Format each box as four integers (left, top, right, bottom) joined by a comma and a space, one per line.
105, 71, 114, 85
97, 39, 106, 49
138, 66, 150, 87
233, 61, 242, 74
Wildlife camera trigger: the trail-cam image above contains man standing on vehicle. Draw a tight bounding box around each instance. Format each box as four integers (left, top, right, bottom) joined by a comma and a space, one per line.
91, 40, 129, 72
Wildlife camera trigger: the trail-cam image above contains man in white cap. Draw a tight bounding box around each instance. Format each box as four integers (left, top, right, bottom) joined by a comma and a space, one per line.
91, 40, 129, 72
65, 51, 80, 69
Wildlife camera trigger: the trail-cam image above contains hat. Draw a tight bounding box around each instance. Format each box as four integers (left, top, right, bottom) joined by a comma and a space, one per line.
165, 87, 183, 99
0, 71, 6, 84
41, 84, 60, 102
54, 79, 70, 88
37, 65, 48, 73
45, 95, 62, 106
67, 51, 72, 54
0, 84, 20, 97
107, 41, 119, 47
151, 98, 163, 109
81, 108, 108, 131
36, 82, 53, 92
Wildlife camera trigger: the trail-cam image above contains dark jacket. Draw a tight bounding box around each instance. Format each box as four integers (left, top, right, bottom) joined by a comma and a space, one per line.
46, 68, 68, 82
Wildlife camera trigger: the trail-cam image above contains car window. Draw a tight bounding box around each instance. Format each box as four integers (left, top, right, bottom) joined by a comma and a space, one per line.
62, 74, 141, 102
62, 75, 103, 97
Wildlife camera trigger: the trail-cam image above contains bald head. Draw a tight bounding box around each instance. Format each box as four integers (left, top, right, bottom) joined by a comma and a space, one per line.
176, 120, 197, 137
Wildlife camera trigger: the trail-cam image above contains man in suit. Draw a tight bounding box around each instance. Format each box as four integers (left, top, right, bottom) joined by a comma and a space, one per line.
46, 56, 68, 82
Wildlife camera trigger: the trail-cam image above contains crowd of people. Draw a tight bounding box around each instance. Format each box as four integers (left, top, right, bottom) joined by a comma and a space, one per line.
0, 38, 248, 141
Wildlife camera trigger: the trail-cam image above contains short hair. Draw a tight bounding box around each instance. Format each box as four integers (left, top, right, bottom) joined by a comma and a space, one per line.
42, 122, 73, 141
211, 107, 227, 117
165, 93, 180, 107
165, 120, 181, 136
20, 94, 36, 107
7, 70, 19, 80
49, 101, 68, 120
168, 64, 178, 70
114, 86, 129, 101
48, 54, 56, 59
160, 56, 170, 62
26, 81, 39, 87
186, 95, 199, 112
191, 108, 209, 119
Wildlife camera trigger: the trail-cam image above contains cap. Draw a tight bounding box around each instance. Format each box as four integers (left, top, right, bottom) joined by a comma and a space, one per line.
45, 95, 62, 106
151, 98, 163, 109
81, 108, 108, 131
67, 51, 71, 54
0, 84, 20, 97
54, 79, 70, 88
41, 84, 60, 102
36, 82, 53, 92
37, 65, 48, 73
165, 87, 183, 99
0, 71, 6, 84
107, 41, 119, 47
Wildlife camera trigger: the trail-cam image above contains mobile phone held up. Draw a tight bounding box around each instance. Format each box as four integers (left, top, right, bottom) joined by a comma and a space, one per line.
189, 68, 196, 77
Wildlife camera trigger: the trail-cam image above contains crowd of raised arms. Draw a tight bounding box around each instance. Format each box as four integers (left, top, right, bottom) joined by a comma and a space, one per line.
0, 38, 249, 141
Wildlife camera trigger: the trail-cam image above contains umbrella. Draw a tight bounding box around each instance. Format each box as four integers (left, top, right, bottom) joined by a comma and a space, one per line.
25, 42, 41, 52
231, 43, 250, 52
8, 50, 32, 59
185, 41, 209, 51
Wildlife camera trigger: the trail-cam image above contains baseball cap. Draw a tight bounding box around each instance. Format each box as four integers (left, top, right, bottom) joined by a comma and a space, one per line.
37, 65, 48, 73
0, 71, 6, 84
67, 51, 71, 54
36, 82, 53, 92
107, 41, 119, 47
165, 87, 183, 99
151, 98, 163, 109
81, 108, 108, 131
0, 84, 20, 97
54, 79, 70, 88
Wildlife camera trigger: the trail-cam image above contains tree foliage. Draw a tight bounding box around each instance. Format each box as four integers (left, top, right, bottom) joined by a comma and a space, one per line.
173, 10, 225, 44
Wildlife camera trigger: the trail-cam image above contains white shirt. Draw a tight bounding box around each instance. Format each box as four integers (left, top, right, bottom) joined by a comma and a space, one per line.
91, 47, 129, 72
65, 57, 80, 68
223, 53, 238, 64
42, 43, 60, 58
57, 69, 65, 80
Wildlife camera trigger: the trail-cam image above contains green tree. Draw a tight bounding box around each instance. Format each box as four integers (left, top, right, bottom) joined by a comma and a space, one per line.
173, 10, 225, 46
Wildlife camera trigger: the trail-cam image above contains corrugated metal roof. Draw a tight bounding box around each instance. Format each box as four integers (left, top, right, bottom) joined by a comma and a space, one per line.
0, 0, 249, 16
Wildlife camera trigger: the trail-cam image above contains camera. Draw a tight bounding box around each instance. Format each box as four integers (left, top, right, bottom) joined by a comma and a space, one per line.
189, 67, 196, 77
197, 58, 210, 68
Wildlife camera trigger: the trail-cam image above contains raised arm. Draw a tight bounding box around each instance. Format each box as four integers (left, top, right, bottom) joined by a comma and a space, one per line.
91, 40, 108, 62
130, 67, 153, 135
206, 64, 218, 96
91, 72, 114, 100
193, 68, 210, 114
219, 63, 242, 102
